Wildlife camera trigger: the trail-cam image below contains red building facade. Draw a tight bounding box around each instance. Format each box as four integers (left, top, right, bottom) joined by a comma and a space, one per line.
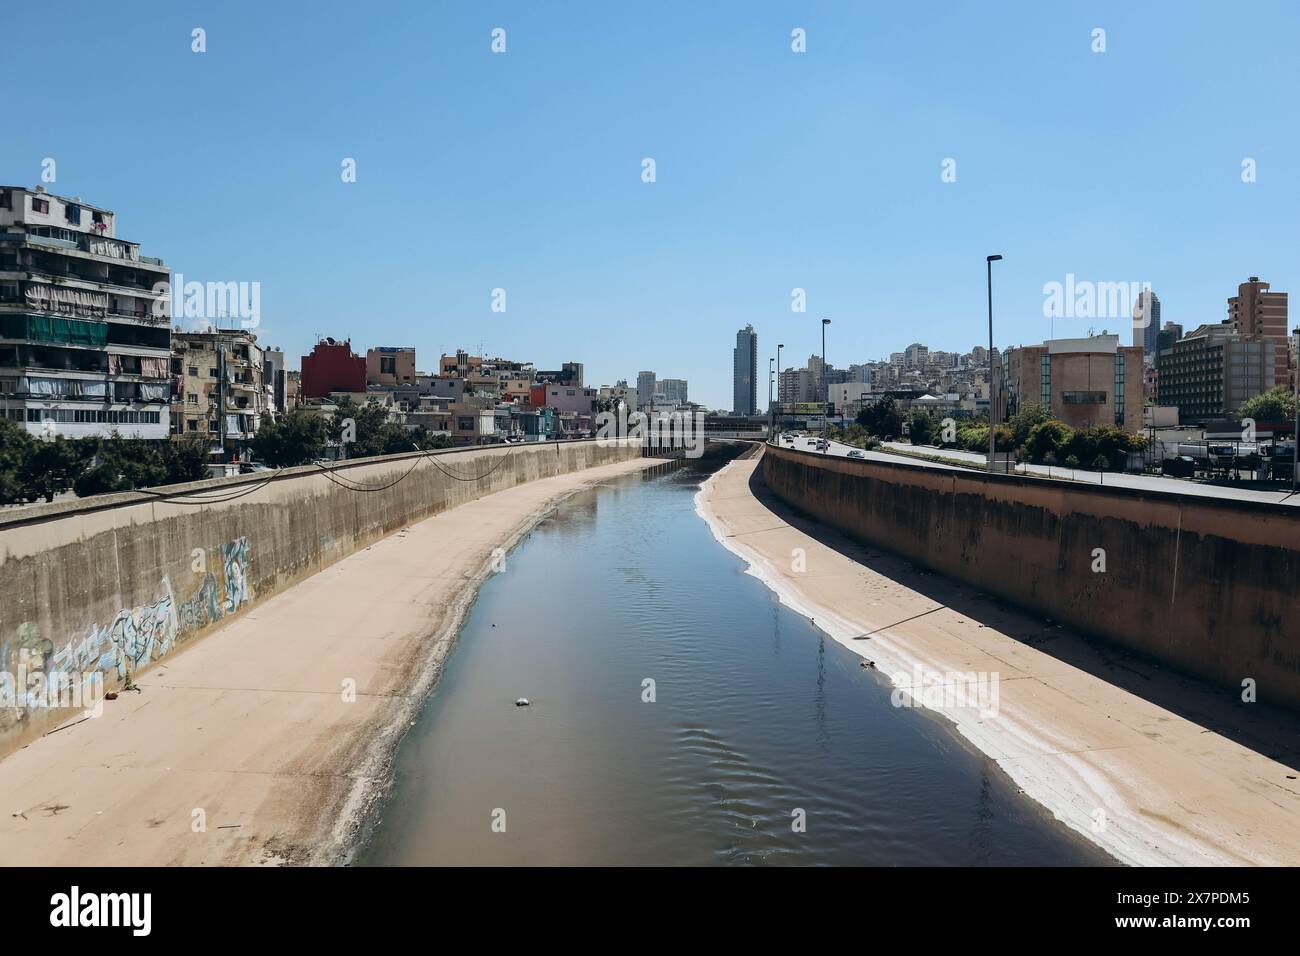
301, 338, 366, 398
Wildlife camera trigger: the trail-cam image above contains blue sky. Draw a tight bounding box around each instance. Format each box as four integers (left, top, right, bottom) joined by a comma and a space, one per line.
6, 1, 1298, 409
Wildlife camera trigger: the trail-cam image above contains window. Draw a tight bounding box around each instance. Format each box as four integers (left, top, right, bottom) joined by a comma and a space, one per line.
189, 366, 199, 376
31, 197, 49, 214
1061, 390, 1107, 405
209, 367, 218, 377
0, 191, 9, 210
92, 211, 104, 225
187, 394, 197, 405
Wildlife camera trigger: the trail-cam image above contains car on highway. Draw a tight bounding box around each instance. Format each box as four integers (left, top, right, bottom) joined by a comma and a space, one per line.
847, 449, 864, 459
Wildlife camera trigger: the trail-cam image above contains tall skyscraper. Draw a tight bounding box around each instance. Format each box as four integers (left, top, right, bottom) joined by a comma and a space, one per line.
658, 378, 688, 404
1228, 277, 1289, 388
1133, 290, 1161, 361
1156, 321, 1184, 356
732, 324, 757, 415
636, 370, 656, 408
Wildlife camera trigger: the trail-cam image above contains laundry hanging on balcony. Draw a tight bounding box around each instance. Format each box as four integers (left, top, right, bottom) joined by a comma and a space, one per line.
25, 283, 108, 317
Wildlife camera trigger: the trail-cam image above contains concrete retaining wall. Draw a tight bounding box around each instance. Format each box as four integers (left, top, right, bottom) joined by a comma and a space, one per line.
0, 440, 641, 752
762, 444, 1300, 709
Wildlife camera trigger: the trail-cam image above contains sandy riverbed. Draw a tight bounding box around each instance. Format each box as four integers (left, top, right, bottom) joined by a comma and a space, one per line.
695, 453, 1300, 866
0, 456, 658, 866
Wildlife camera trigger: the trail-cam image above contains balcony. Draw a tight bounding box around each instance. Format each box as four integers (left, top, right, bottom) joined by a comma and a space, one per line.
0, 230, 165, 270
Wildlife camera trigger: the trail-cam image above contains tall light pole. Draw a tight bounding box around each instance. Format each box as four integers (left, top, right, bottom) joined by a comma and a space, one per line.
776, 342, 784, 437
777, 343, 784, 401
821, 318, 831, 406
986, 255, 1003, 472
768, 356, 775, 439
1292, 326, 1299, 491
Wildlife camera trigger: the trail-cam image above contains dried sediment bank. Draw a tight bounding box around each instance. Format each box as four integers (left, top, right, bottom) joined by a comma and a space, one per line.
0, 456, 657, 866
695, 454, 1300, 866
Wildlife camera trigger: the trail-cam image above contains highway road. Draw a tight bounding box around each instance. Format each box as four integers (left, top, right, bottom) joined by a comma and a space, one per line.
768, 434, 1300, 508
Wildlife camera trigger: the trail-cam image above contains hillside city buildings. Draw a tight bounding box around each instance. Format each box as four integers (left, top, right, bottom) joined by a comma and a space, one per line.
4, 189, 1296, 467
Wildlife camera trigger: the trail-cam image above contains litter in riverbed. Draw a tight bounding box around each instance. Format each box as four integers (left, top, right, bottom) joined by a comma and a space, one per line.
515, 698, 530, 707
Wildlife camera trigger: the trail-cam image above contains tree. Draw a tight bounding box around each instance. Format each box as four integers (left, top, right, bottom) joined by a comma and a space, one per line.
0, 419, 36, 503
1061, 424, 1140, 469
163, 435, 212, 484
856, 397, 904, 439
73, 435, 158, 497
409, 425, 453, 452
1024, 420, 1073, 464
252, 411, 329, 467
20, 437, 85, 502
1237, 386, 1297, 424
327, 398, 394, 458
1008, 402, 1052, 448
907, 411, 936, 446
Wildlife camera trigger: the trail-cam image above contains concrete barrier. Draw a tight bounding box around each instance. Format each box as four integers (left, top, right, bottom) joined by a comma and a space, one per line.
761, 444, 1300, 710
0, 440, 642, 753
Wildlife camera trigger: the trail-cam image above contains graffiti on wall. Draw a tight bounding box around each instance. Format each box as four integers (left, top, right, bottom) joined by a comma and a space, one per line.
1, 537, 253, 714
222, 537, 252, 615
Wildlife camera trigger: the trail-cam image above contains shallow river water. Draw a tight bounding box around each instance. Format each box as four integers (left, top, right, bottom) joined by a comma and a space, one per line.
359, 461, 1109, 866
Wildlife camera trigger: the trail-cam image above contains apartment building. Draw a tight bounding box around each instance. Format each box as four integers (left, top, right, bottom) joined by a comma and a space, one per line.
636, 371, 656, 407
658, 377, 689, 404
301, 338, 366, 397
263, 348, 286, 417
778, 366, 816, 405
598, 382, 638, 411
536, 361, 583, 387
366, 346, 416, 387
440, 350, 480, 378
827, 381, 874, 419
170, 330, 265, 455
1228, 277, 1288, 388
1156, 323, 1275, 421
0, 186, 171, 438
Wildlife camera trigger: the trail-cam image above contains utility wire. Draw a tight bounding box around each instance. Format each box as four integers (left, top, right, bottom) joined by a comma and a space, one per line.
97, 435, 539, 506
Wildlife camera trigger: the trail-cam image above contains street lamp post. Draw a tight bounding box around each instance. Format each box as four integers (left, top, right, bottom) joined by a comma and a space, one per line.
986, 255, 1003, 472
1293, 327, 1299, 491
821, 318, 831, 406
776, 342, 784, 438
768, 357, 775, 440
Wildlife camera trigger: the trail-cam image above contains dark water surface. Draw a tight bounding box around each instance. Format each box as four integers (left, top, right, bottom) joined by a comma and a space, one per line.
360, 462, 1109, 866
